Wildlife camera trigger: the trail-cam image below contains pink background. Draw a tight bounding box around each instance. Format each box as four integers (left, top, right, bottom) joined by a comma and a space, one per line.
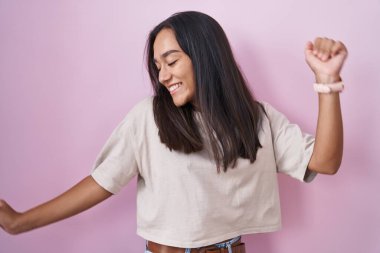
1, 0, 379, 252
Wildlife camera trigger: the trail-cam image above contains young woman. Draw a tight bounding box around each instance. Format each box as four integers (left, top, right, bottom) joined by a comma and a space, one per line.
0, 11, 347, 253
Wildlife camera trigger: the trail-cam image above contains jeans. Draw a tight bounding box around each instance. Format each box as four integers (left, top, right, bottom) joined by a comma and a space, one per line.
145, 235, 241, 253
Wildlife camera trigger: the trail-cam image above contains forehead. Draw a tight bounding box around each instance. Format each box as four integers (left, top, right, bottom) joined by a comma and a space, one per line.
153, 28, 182, 59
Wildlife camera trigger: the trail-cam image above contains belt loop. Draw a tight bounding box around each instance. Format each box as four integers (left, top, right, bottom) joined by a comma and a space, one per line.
216, 235, 240, 253
226, 242, 232, 253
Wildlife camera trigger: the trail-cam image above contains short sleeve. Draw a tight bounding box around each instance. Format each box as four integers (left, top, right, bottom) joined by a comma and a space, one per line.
263, 102, 317, 183
91, 115, 139, 194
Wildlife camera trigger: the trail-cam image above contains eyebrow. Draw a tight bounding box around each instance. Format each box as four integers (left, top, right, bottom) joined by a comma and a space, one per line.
154, 50, 180, 62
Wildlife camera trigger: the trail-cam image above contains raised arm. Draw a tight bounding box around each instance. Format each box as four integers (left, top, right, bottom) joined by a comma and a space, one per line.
304, 37, 348, 175
0, 175, 112, 235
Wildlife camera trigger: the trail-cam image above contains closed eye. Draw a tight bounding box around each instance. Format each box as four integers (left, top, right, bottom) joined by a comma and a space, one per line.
156, 60, 178, 71
168, 60, 178, 66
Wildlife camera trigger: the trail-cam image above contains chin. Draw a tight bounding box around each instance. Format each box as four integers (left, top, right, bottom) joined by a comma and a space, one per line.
173, 99, 187, 107
172, 96, 190, 107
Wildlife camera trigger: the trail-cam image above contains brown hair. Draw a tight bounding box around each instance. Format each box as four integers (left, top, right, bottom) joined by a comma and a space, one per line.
146, 11, 265, 172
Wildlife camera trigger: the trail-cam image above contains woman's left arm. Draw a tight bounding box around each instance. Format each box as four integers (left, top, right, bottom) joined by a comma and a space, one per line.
304, 37, 348, 175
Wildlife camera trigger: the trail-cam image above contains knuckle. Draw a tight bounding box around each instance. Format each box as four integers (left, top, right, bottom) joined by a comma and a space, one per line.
336, 41, 344, 47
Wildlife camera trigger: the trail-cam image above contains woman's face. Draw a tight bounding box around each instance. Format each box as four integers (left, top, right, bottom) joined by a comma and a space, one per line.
153, 28, 196, 107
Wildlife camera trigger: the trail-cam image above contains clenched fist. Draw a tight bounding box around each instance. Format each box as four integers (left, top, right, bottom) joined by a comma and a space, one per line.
305, 37, 348, 83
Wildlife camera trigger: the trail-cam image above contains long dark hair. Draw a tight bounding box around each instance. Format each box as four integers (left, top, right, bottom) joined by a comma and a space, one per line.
146, 11, 264, 172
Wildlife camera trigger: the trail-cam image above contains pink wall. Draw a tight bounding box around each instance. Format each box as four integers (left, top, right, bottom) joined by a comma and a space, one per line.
1, 1, 379, 252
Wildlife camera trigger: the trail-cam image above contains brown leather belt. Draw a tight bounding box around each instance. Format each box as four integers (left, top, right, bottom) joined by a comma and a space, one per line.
146, 237, 246, 253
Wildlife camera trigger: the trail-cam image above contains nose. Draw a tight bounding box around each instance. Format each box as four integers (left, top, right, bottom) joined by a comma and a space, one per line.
158, 66, 171, 84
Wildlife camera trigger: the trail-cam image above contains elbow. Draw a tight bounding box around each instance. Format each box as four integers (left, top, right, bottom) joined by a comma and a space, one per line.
324, 163, 340, 175
308, 154, 342, 175
321, 159, 342, 175
323, 154, 343, 175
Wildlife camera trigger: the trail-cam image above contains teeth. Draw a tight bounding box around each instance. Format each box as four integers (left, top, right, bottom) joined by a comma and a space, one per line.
169, 83, 181, 92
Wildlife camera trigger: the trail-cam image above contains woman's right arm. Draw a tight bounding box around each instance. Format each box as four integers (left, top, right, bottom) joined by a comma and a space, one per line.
0, 175, 112, 235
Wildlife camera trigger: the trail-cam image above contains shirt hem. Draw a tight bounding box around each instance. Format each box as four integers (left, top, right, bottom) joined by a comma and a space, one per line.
137, 224, 281, 248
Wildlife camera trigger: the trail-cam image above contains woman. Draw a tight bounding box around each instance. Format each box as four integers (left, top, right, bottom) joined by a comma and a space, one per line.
0, 11, 347, 253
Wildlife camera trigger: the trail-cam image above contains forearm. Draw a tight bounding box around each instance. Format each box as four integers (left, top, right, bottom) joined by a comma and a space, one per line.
10, 176, 112, 234
308, 75, 343, 174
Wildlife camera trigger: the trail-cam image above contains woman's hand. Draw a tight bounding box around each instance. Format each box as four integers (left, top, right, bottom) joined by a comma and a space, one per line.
0, 176, 112, 235
305, 37, 348, 83
0, 200, 21, 234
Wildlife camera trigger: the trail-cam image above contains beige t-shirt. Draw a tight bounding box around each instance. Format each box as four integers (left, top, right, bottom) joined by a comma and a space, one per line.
91, 97, 316, 248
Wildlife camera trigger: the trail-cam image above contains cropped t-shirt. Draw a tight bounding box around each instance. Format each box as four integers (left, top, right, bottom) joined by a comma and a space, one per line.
91, 97, 317, 248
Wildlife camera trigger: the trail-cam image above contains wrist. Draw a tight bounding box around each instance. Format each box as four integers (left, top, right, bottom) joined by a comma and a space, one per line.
315, 74, 341, 84
8, 212, 25, 235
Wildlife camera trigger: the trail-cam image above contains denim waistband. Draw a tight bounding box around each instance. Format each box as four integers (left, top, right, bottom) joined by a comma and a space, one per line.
213, 235, 241, 253
145, 235, 241, 253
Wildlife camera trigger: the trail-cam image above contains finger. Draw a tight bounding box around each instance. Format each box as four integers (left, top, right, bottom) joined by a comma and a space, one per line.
304, 41, 318, 65
319, 38, 334, 61
305, 41, 313, 50
304, 41, 322, 70
313, 37, 327, 59
331, 40, 348, 57
313, 37, 322, 56
323, 38, 335, 60
304, 41, 314, 54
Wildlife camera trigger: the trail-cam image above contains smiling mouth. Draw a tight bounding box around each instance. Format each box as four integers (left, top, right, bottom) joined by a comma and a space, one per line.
168, 82, 182, 94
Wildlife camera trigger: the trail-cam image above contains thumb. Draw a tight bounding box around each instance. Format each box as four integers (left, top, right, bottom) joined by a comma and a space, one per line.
304, 41, 315, 58
304, 41, 319, 67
